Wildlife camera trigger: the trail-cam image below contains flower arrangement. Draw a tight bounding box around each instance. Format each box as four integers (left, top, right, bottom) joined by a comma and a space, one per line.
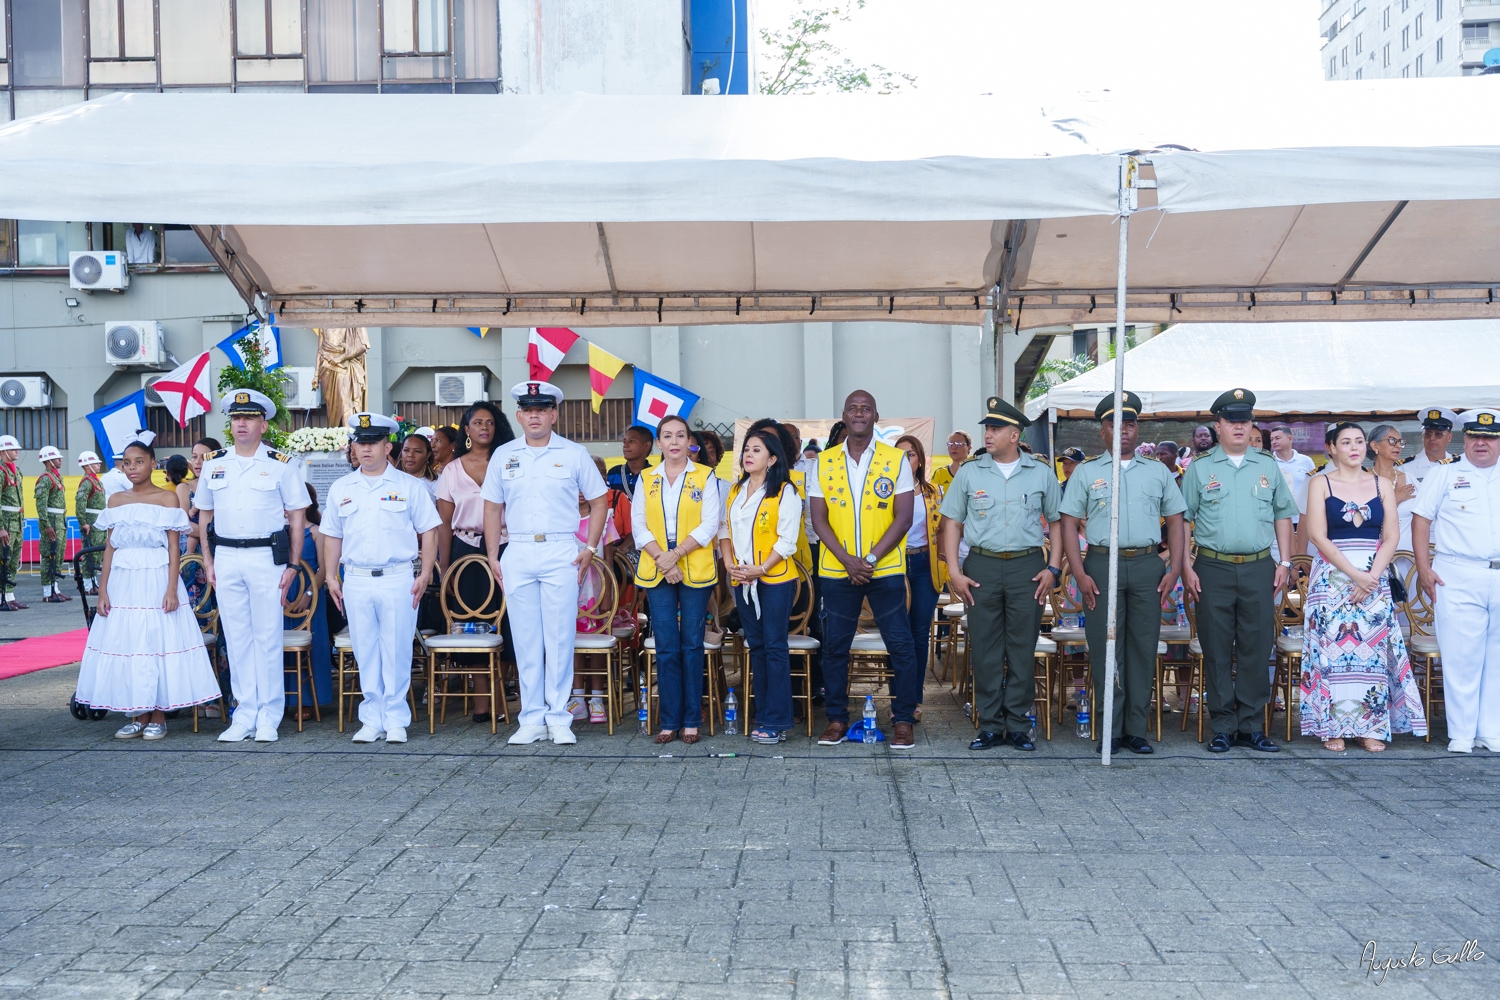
286, 426, 352, 454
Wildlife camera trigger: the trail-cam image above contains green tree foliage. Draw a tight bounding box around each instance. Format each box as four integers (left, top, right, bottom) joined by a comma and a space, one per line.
216, 328, 290, 449
758, 1, 916, 95
1026, 331, 1139, 402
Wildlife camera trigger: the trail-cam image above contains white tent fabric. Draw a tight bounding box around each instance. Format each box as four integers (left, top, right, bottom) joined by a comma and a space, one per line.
1024, 320, 1500, 421
1, 84, 1499, 328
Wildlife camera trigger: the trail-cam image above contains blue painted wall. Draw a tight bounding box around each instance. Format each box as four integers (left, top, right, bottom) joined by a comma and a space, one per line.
689, 0, 750, 94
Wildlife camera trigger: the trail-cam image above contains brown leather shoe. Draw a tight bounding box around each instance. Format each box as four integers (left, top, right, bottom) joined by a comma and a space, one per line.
891, 721, 915, 749
816, 720, 849, 746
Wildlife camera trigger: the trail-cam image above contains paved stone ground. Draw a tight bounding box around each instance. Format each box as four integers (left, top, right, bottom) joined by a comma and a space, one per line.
0, 577, 89, 641
2, 628, 1498, 999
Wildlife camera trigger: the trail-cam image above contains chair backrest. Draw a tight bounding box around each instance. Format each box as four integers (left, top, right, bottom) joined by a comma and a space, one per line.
1184, 596, 1198, 639
439, 553, 506, 630
1402, 559, 1436, 638
1276, 554, 1312, 621
789, 560, 815, 635
1052, 563, 1086, 619
576, 553, 619, 634
283, 562, 318, 631
857, 575, 912, 630
177, 552, 218, 633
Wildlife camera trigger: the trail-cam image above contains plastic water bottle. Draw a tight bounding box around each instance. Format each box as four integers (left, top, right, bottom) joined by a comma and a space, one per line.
724, 688, 738, 735
1076, 687, 1090, 738
1027, 713, 1037, 741
638, 686, 649, 735
862, 695, 879, 743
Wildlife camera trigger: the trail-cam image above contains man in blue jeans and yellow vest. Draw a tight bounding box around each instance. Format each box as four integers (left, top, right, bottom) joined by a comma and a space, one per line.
809, 390, 920, 749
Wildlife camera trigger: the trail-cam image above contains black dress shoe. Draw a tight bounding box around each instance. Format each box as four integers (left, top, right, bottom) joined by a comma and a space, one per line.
1237, 730, 1281, 753
1008, 731, 1036, 751
969, 730, 1006, 750
1124, 735, 1154, 755
1095, 737, 1123, 754
473, 712, 491, 724
1207, 732, 1233, 753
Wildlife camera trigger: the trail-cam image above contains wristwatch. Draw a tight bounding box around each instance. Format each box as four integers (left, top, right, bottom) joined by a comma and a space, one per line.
864, 552, 879, 566
1278, 559, 1292, 569
1046, 565, 1063, 579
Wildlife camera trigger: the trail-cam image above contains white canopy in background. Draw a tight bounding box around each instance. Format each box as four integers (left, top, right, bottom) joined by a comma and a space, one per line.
1024, 320, 1500, 421
1, 83, 1499, 328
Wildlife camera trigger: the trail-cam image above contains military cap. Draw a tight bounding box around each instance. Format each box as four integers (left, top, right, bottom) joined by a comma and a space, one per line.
1095, 391, 1143, 422
347, 412, 400, 443
1463, 408, 1500, 438
979, 395, 1030, 429
511, 380, 564, 409
1420, 406, 1460, 431
1210, 387, 1256, 422
222, 388, 276, 420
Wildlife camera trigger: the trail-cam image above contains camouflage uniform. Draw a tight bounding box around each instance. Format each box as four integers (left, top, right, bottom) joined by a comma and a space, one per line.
76, 471, 106, 580
0, 462, 21, 597
34, 467, 68, 592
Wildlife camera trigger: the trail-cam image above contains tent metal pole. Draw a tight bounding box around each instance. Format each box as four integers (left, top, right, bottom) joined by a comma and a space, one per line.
1101, 155, 1136, 767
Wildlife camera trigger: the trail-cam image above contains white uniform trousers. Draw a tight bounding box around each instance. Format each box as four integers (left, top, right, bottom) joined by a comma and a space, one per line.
346, 568, 418, 732
501, 537, 579, 728
1434, 555, 1500, 746
215, 546, 287, 730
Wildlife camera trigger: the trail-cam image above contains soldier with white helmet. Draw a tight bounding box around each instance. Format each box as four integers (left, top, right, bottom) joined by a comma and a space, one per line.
197, 390, 309, 743
34, 445, 70, 603
0, 435, 23, 610
76, 450, 107, 594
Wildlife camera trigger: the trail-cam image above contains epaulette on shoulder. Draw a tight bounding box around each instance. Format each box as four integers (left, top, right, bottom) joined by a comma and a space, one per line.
1442, 454, 1457, 464
961, 454, 984, 466
1397, 455, 1414, 465
209, 449, 227, 460
266, 449, 291, 463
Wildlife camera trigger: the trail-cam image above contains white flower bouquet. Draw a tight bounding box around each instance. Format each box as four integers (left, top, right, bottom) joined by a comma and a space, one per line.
286, 426, 352, 454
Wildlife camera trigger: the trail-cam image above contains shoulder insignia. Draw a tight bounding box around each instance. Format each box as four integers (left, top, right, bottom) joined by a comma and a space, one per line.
1442, 455, 1456, 464
209, 449, 227, 459
960, 455, 983, 466
1396, 455, 1413, 465
267, 449, 290, 463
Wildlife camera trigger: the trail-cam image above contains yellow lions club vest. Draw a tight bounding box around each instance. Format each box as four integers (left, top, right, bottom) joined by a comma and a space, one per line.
816, 441, 906, 580
635, 464, 718, 588
726, 481, 799, 585
918, 483, 948, 593
787, 469, 814, 575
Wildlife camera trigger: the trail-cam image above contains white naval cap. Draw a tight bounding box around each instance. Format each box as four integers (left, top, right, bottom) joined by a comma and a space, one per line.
1419, 406, 1461, 431
1463, 407, 1500, 438
347, 411, 401, 442
37, 446, 63, 463
510, 380, 564, 408
77, 450, 102, 468
0, 435, 19, 451
413, 425, 437, 441
222, 388, 277, 421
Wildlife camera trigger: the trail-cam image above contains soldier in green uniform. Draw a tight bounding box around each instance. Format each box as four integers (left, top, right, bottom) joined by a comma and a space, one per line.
1057, 391, 1187, 755
75, 450, 107, 595
34, 445, 71, 603
0, 435, 25, 610
940, 396, 1062, 751
1180, 388, 1298, 754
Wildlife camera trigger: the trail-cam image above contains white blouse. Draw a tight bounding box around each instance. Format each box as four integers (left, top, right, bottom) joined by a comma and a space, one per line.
721, 481, 803, 567
630, 461, 722, 551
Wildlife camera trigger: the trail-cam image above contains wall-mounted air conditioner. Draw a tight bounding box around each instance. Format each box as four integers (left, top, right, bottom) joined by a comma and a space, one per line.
435, 372, 486, 407
105, 321, 166, 366
279, 367, 322, 410
141, 373, 170, 406
0, 377, 51, 409
70, 250, 130, 291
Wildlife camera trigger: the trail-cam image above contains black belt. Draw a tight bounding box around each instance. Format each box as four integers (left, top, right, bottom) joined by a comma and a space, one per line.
213, 535, 274, 548
1086, 545, 1158, 559
971, 546, 1041, 560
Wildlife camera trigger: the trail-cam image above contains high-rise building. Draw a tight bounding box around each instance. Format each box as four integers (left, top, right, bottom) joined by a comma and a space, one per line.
1320, 0, 1498, 79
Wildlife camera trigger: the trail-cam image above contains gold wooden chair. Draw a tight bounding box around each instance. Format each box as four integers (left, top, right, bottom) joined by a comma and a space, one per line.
786, 562, 821, 735
846, 579, 911, 715
1049, 564, 1091, 736
642, 590, 725, 735
178, 554, 228, 732
1403, 559, 1443, 741
423, 554, 507, 734
1265, 554, 1312, 740
281, 562, 320, 731
1176, 599, 1209, 742
573, 554, 624, 734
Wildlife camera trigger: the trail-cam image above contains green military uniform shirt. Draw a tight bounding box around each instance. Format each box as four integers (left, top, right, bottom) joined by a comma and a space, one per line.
0, 462, 21, 514
76, 474, 105, 528
1180, 446, 1298, 554
1060, 453, 1187, 547
34, 470, 67, 523
938, 453, 1061, 551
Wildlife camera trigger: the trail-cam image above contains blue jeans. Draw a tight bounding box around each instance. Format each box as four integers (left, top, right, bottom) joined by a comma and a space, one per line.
734, 580, 795, 731
647, 581, 712, 730
906, 556, 941, 701
820, 574, 921, 724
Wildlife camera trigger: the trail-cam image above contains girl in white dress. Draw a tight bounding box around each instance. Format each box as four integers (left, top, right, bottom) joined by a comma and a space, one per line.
73, 439, 220, 740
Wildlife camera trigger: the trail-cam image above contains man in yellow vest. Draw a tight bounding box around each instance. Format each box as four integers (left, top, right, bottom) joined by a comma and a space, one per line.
809, 390, 920, 749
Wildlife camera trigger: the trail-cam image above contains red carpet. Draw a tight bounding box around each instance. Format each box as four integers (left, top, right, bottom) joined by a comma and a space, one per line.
0, 629, 89, 680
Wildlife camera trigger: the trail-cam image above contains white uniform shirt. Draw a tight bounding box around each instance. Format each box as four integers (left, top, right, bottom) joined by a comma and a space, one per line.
480, 433, 607, 535
1274, 450, 1317, 517
630, 461, 722, 550
719, 481, 802, 565
100, 468, 132, 499
1411, 457, 1500, 561
1403, 450, 1454, 484
905, 490, 929, 549
125, 228, 156, 264
320, 463, 442, 567
195, 444, 309, 538
807, 441, 914, 552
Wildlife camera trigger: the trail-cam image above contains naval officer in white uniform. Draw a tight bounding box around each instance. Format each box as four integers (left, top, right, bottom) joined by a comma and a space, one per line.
482, 381, 608, 746
1413, 407, 1500, 754
198, 390, 309, 743
322, 414, 441, 744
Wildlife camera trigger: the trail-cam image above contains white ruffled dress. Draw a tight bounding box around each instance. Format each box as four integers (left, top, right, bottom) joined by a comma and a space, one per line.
74, 503, 220, 714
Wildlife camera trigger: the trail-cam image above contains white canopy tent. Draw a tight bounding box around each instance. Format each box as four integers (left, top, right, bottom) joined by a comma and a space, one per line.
1025, 320, 1500, 421
0, 82, 1499, 329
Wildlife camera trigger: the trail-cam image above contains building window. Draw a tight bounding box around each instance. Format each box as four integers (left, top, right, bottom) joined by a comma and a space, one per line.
1356, 67, 1363, 78
1436, 0, 1443, 21
1415, 13, 1423, 39
12, 0, 87, 87
0, 408, 68, 452
1383, 6, 1391, 29
1402, 63, 1410, 77
89, 0, 157, 60
1401, 0, 1409, 11
1437, 36, 1444, 62
308, 0, 381, 84
1384, 41, 1391, 66
14, 221, 90, 268
1416, 53, 1424, 75
235, 0, 305, 57
1330, 57, 1338, 78
1356, 32, 1363, 55
1463, 23, 1490, 42
1341, 46, 1348, 66
383, 0, 449, 55
159, 0, 234, 84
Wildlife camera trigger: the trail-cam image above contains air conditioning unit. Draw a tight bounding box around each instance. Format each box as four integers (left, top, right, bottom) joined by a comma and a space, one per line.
105, 321, 166, 366
279, 367, 322, 409
70, 250, 130, 291
0, 377, 51, 409
141, 373, 170, 407
435, 371, 487, 407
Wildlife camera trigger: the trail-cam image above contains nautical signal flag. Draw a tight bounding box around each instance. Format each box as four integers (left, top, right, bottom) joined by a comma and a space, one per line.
151, 350, 214, 428
527, 327, 580, 380
632, 369, 700, 430
216, 314, 282, 371
587, 343, 627, 413
466, 327, 492, 338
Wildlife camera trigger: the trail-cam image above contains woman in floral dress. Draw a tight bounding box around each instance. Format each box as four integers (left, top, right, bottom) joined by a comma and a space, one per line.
1300, 422, 1426, 751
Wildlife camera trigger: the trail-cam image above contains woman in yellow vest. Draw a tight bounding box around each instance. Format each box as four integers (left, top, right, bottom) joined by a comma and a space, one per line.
719, 427, 803, 745
930, 431, 972, 493
896, 436, 948, 718
632, 415, 722, 744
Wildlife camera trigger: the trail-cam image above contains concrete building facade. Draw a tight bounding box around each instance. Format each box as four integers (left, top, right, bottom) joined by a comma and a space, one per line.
1319, 0, 1500, 80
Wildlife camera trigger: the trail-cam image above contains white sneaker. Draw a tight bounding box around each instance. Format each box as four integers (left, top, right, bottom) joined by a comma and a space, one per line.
565, 694, 588, 721
351, 725, 384, 743
142, 723, 167, 741
114, 721, 145, 739
507, 725, 549, 745
1448, 739, 1474, 754
255, 725, 279, 743
1478, 737, 1500, 753
549, 724, 577, 745
588, 697, 606, 724
218, 721, 254, 742
386, 727, 407, 744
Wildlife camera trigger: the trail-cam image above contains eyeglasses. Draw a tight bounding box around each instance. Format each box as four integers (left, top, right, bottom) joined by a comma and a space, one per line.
688, 445, 700, 453
1383, 437, 1403, 447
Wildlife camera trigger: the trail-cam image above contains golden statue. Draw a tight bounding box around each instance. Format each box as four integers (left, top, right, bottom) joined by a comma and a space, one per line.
313, 327, 369, 426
